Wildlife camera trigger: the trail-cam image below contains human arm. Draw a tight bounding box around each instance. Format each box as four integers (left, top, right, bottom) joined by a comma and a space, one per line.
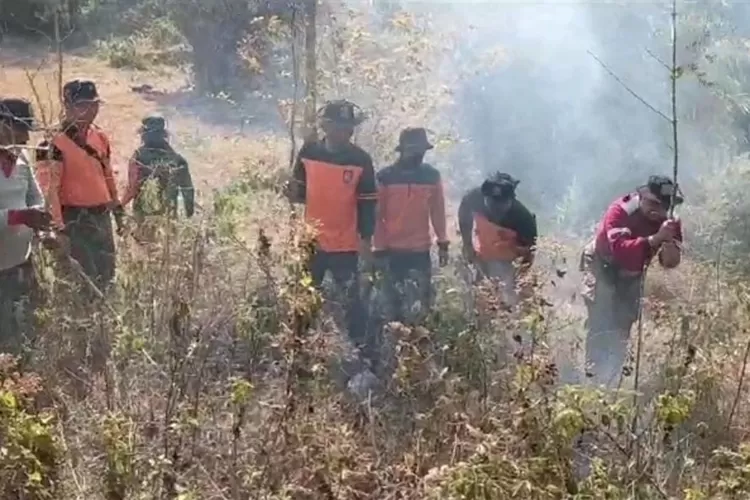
176, 157, 195, 218
458, 188, 478, 252
602, 204, 653, 272
356, 154, 378, 244
34, 142, 64, 229
120, 156, 141, 207
372, 173, 388, 252
287, 144, 308, 204
516, 210, 538, 267
430, 173, 449, 247
658, 219, 682, 269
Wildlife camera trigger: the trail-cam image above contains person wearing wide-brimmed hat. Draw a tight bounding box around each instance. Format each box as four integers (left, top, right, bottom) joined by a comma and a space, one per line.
288, 99, 378, 367
0, 98, 50, 352
35, 79, 123, 292
121, 115, 194, 232
372, 127, 448, 325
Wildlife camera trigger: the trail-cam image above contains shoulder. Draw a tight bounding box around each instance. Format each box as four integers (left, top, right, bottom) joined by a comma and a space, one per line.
376, 164, 395, 183
462, 186, 482, 203
347, 143, 374, 167
511, 199, 535, 219
419, 163, 441, 182
604, 193, 638, 220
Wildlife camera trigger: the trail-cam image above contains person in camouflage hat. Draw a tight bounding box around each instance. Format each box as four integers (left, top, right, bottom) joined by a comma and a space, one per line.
121, 115, 194, 236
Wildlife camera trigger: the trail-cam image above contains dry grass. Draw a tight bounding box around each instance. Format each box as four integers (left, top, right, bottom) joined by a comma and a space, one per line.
3, 16, 750, 498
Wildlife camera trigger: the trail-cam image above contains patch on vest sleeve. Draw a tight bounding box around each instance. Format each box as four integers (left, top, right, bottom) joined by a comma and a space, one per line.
620, 194, 640, 215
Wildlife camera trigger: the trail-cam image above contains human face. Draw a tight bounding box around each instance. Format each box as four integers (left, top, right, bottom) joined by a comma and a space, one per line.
322, 121, 354, 149
0, 122, 29, 146
484, 195, 513, 217
66, 100, 99, 127
639, 190, 668, 222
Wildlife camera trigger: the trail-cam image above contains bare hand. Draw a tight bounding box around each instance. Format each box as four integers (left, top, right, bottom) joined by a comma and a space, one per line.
654, 218, 679, 245
438, 243, 449, 267
462, 244, 476, 264
41, 233, 70, 256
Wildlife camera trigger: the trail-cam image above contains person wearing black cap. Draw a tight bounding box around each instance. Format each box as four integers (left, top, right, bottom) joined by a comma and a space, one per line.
36, 79, 123, 291
121, 115, 194, 234
372, 127, 448, 324
0, 98, 50, 351
580, 175, 683, 388
458, 172, 538, 307
288, 99, 378, 366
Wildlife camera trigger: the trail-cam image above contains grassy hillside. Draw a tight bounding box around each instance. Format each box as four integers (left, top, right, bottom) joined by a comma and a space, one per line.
3, 13, 750, 499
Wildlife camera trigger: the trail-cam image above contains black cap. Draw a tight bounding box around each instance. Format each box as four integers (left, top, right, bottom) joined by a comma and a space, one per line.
646, 175, 683, 207
0, 98, 36, 131
140, 115, 166, 133
481, 172, 520, 200
63, 79, 100, 105
318, 100, 365, 126
396, 127, 433, 154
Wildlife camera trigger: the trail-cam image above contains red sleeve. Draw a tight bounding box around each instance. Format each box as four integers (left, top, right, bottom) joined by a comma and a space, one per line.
7, 210, 25, 226
603, 204, 650, 272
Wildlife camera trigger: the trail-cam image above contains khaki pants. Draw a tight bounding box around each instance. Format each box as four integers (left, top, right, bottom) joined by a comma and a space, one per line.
63, 206, 116, 293
580, 246, 643, 388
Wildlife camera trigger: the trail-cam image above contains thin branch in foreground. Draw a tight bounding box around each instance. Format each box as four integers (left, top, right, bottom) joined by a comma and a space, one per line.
587, 50, 672, 124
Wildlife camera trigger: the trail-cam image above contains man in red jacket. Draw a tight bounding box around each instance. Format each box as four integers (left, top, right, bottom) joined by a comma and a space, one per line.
580, 175, 682, 388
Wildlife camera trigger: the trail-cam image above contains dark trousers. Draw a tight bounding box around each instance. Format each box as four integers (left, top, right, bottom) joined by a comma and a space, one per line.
0, 260, 37, 355
310, 250, 371, 361
580, 248, 642, 388
381, 250, 432, 324
63, 206, 116, 293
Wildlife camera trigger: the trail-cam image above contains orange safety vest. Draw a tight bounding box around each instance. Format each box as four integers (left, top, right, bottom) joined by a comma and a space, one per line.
473, 213, 521, 262
302, 158, 364, 252
36, 127, 118, 227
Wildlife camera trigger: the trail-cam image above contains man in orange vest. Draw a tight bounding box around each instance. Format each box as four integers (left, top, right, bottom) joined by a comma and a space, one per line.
288, 100, 378, 367
373, 127, 449, 324
36, 79, 124, 292
458, 172, 538, 307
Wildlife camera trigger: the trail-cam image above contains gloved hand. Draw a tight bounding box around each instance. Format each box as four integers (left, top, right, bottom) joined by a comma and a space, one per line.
8, 208, 52, 231
438, 242, 449, 267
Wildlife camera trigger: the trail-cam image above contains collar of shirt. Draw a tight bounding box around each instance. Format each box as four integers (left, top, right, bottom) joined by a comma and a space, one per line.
0, 150, 18, 178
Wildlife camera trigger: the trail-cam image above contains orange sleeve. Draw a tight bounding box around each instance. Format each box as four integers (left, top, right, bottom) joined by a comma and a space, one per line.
373, 182, 388, 251
35, 158, 64, 229
431, 179, 448, 244
120, 158, 141, 207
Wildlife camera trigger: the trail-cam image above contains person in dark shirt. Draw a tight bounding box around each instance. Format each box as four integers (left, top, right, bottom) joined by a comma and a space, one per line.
458, 172, 538, 307
373, 127, 448, 324
121, 116, 195, 232
288, 100, 378, 365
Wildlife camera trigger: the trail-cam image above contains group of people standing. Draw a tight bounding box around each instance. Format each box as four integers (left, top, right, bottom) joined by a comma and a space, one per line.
0, 85, 684, 390
0, 79, 194, 352
290, 99, 684, 388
